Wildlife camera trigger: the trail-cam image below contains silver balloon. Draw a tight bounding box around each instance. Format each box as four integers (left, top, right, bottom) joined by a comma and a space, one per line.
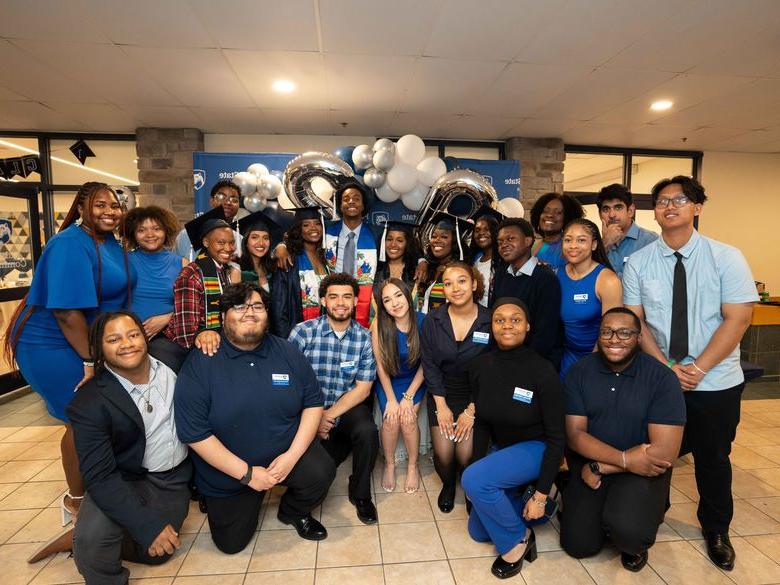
111, 185, 137, 211
282, 152, 354, 220
244, 193, 265, 212
373, 138, 395, 152
372, 148, 395, 172
258, 174, 282, 199
352, 144, 373, 170
363, 167, 386, 189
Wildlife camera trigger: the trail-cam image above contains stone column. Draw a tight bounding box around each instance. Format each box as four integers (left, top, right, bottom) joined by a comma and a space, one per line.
504, 137, 565, 212
135, 128, 203, 221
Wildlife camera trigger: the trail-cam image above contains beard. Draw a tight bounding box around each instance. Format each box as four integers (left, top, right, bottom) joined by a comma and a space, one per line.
325, 306, 354, 323
597, 343, 640, 369
224, 319, 265, 347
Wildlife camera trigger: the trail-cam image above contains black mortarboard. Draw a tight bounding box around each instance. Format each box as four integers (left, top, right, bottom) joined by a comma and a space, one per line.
238, 210, 284, 247
431, 211, 474, 261
472, 205, 505, 224
292, 204, 328, 222
379, 218, 417, 262
184, 206, 229, 249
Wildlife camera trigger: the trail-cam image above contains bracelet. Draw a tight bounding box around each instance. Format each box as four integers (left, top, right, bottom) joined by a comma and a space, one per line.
692, 361, 708, 375
402, 392, 414, 402
666, 359, 675, 368
82, 360, 95, 368
462, 409, 475, 420
531, 494, 547, 507
621, 450, 627, 469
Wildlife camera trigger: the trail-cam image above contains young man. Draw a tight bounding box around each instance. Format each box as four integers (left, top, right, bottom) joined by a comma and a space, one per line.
492, 217, 563, 369
175, 283, 335, 552
623, 175, 757, 570
66, 311, 191, 585
175, 179, 242, 261
288, 272, 379, 524
561, 307, 686, 572
597, 183, 658, 278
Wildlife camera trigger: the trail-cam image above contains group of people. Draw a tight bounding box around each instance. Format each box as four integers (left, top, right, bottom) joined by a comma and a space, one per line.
6, 173, 757, 583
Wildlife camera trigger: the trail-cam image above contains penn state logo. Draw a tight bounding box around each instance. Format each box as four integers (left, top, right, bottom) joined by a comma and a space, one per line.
193, 169, 206, 190
372, 211, 389, 226
0, 219, 12, 245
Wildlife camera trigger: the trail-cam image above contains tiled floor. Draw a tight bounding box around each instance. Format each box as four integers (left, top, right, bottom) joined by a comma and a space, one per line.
2, 384, 780, 584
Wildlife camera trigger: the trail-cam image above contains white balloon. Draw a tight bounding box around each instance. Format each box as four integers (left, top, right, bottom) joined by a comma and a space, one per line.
497, 197, 525, 218
396, 134, 426, 165
401, 182, 428, 211
363, 167, 386, 189
375, 182, 401, 203
416, 156, 447, 187
247, 163, 269, 178
258, 174, 282, 199
373, 138, 395, 153
233, 171, 258, 198
244, 193, 265, 212
310, 176, 334, 201
387, 163, 418, 194
352, 144, 373, 170
373, 148, 395, 172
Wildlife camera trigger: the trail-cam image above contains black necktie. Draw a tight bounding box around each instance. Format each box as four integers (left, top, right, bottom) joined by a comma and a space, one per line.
669, 251, 688, 362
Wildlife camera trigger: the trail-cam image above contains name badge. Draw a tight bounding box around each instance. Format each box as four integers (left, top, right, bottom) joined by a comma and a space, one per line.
472, 331, 490, 345
272, 374, 290, 386
340, 360, 357, 371
513, 387, 533, 404
573, 293, 588, 303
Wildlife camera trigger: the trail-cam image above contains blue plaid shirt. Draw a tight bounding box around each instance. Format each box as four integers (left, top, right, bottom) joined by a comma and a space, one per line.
288, 316, 376, 408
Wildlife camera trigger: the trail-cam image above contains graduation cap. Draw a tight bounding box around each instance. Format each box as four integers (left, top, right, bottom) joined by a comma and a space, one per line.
69, 139, 96, 166
471, 205, 505, 225
431, 211, 474, 261
378, 218, 417, 262
291, 204, 329, 242
237, 210, 284, 248
184, 206, 230, 252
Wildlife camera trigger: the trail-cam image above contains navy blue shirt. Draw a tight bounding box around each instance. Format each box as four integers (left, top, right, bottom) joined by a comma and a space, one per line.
174, 334, 323, 497
564, 352, 686, 452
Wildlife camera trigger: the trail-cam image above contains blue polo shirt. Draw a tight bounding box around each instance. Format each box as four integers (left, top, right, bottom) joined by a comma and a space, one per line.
564, 352, 686, 452
174, 334, 323, 497
606, 222, 658, 278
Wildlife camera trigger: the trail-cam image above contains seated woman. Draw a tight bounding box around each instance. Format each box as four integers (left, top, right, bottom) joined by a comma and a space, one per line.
419, 212, 472, 314
462, 298, 565, 580
232, 210, 282, 292
529, 193, 584, 273
469, 206, 502, 307
124, 206, 186, 340
372, 278, 426, 494
421, 261, 491, 513
558, 218, 622, 377
271, 206, 330, 338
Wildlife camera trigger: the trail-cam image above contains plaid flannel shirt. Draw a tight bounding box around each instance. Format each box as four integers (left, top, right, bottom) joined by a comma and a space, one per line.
288, 316, 376, 408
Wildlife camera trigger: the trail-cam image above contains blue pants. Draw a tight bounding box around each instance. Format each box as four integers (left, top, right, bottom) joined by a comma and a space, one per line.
461, 440, 547, 555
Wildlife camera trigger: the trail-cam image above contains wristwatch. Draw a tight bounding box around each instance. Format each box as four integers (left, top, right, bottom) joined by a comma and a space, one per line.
588, 461, 602, 476
239, 463, 252, 485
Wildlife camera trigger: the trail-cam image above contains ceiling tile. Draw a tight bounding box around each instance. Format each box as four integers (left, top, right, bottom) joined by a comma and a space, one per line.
43, 103, 138, 132
704, 127, 780, 152
0, 0, 107, 42
119, 105, 203, 128
264, 110, 333, 134
191, 0, 319, 51
0, 101, 88, 131
0, 86, 30, 101
448, 115, 522, 140
389, 112, 453, 139
327, 110, 395, 136
191, 107, 270, 134
502, 118, 579, 139
324, 54, 415, 111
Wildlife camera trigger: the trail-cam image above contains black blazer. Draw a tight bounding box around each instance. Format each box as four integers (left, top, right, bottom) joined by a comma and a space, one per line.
66, 354, 186, 549
270, 257, 305, 339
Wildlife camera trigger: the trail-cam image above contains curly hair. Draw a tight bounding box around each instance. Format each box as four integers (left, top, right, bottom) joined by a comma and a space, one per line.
283, 219, 325, 262
529, 192, 584, 236
121, 205, 180, 249
442, 260, 484, 304
318, 272, 359, 299
219, 282, 271, 313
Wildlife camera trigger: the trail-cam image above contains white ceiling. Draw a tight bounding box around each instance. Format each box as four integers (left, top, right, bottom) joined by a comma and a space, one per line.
1, 0, 780, 152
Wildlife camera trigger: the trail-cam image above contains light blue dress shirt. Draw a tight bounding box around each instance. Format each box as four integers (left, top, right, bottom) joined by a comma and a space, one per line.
334, 222, 362, 274
606, 222, 658, 278
623, 230, 757, 391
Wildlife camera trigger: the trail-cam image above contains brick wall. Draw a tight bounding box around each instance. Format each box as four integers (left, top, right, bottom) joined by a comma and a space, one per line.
135, 128, 203, 221
504, 137, 565, 212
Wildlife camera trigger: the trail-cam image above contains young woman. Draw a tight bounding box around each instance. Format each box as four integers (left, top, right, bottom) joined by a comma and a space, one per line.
419, 214, 471, 314
233, 212, 279, 292
463, 298, 565, 579
372, 278, 426, 493
375, 222, 420, 289
469, 209, 501, 307
271, 207, 330, 338
530, 193, 584, 273
6, 182, 135, 527
558, 218, 623, 376
123, 206, 185, 339
420, 261, 491, 513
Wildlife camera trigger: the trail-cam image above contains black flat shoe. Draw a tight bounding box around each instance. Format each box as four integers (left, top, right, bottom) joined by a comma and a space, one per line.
703, 530, 735, 571
438, 485, 456, 513
277, 513, 328, 541
348, 494, 378, 524
621, 551, 648, 572
491, 529, 537, 579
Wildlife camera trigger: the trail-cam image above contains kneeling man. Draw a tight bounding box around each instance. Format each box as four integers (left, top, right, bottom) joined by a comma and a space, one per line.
68, 311, 192, 585
560, 307, 685, 572
175, 283, 335, 553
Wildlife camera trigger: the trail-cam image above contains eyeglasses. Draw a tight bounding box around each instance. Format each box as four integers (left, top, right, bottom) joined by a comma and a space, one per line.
212, 192, 240, 204
231, 302, 266, 314
599, 327, 639, 340
654, 194, 690, 209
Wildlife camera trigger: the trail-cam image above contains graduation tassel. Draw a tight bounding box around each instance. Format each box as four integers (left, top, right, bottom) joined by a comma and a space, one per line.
455, 220, 464, 261
379, 221, 388, 262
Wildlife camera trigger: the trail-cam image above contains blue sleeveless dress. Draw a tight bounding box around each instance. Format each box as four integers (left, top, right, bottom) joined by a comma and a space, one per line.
376, 312, 427, 414
558, 263, 605, 377
128, 249, 182, 322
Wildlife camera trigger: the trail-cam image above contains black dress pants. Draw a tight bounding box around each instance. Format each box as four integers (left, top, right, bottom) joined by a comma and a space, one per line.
320, 403, 379, 500
680, 383, 743, 534
560, 462, 672, 558
204, 440, 335, 554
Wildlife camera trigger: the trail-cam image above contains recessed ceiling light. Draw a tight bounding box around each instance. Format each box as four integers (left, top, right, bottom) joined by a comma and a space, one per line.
650, 100, 673, 111
272, 80, 296, 93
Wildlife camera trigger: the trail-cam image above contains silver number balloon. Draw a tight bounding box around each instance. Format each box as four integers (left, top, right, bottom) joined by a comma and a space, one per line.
282, 152, 355, 220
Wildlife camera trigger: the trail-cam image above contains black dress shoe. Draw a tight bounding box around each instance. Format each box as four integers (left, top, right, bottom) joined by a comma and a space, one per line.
703, 531, 735, 571
621, 551, 648, 572
348, 494, 378, 524
491, 529, 537, 579
277, 513, 328, 541
438, 484, 456, 513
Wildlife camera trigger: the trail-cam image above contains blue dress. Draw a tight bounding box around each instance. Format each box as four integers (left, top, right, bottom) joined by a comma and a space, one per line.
558, 263, 605, 377
128, 249, 182, 322
536, 239, 566, 274
14, 225, 136, 421
376, 312, 427, 414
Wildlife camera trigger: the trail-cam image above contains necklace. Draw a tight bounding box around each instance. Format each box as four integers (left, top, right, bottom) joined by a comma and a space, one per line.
140, 385, 153, 413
